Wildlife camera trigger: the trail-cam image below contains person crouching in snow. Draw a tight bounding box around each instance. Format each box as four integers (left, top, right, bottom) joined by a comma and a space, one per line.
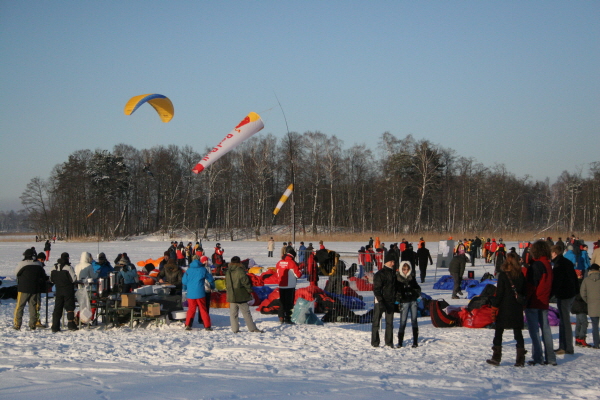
226, 256, 263, 333
486, 253, 526, 367
396, 261, 421, 348
182, 255, 215, 331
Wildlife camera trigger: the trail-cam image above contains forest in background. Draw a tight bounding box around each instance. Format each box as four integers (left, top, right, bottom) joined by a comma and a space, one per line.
15, 131, 600, 241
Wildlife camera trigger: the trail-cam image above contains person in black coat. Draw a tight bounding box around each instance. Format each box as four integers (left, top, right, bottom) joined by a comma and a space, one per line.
50, 252, 78, 332
416, 243, 433, 283
396, 261, 422, 348
487, 253, 526, 367
551, 244, 578, 354
371, 253, 397, 348
449, 253, 467, 299
13, 249, 47, 330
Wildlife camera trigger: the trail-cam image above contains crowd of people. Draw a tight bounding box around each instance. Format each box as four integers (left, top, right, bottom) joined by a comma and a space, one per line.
11, 234, 600, 365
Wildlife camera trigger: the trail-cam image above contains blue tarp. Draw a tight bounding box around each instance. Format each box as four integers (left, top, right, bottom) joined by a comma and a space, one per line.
326, 291, 366, 310
433, 275, 478, 291
466, 279, 497, 299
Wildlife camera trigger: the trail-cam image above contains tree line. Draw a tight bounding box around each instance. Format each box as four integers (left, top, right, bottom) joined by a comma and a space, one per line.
19, 132, 600, 240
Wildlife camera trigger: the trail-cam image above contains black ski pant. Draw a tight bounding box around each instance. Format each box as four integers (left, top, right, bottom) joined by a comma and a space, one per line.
278, 287, 295, 321
52, 290, 75, 331
418, 265, 427, 283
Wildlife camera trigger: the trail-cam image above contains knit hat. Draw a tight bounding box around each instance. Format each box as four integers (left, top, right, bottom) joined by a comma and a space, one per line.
98, 252, 107, 262
231, 256, 241, 263
200, 255, 209, 264
61, 252, 70, 260
384, 252, 395, 264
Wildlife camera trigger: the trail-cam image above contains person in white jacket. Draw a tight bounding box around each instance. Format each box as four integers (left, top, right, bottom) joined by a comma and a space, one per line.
74, 252, 97, 283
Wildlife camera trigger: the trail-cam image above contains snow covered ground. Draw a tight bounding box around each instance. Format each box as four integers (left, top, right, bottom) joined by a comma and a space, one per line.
1, 238, 599, 400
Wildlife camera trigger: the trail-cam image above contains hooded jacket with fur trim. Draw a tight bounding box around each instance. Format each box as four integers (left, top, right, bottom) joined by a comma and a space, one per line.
395, 262, 421, 303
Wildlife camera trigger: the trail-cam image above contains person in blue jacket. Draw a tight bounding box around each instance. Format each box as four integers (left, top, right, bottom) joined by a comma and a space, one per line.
564, 245, 577, 269
298, 242, 307, 266
182, 255, 215, 331
92, 252, 114, 278
578, 244, 591, 277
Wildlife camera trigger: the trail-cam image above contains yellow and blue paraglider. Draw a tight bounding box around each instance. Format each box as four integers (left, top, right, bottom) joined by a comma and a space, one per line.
124, 94, 174, 123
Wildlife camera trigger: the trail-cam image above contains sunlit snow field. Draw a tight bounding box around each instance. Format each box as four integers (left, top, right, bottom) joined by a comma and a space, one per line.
1, 238, 599, 400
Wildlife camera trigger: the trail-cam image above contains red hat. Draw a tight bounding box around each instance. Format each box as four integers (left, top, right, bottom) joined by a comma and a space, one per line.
200, 255, 209, 264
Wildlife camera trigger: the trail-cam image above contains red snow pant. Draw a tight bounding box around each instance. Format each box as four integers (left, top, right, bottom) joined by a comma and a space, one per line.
186, 298, 211, 328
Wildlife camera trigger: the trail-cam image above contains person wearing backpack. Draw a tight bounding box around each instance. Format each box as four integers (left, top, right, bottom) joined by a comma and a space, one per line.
396, 261, 421, 348
523, 240, 556, 366
371, 252, 397, 348
487, 253, 526, 367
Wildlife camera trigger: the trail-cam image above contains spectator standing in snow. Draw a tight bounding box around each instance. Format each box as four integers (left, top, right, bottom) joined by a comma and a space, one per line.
581, 264, 600, 348
196, 255, 213, 324
473, 236, 482, 259
75, 252, 96, 282
182, 255, 215, 331
551, 244, 578, 355
592, 241, 600, 266
276, 249, 302, 324
212, 243, 225, 274
449, 251, 467, 299
577, 244, 591, 277
486, 253, 527, 367
371, 252, 397, 348
280, 242, 287, 259
44, 240, 51, 262
33, 252, 48, 327
157, 258, 183, 294
226, 256, 263, 333
523, 240, 556, 366
267, 237, 275, 257
51, 252, 78, 332
298, 241, 307, 265
395, 261, 421, 348
416, 242, 433, 283
13, 249, 47, 330
92, 252, 114, 278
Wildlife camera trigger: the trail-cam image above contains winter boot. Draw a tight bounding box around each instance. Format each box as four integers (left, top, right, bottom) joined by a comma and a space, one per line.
486, 346, 502, 366
412, 327, 419, 348
514, 347, 526, 367
579, 338, 592, 348
67, 320, 79, 331
397, 330, 405, 348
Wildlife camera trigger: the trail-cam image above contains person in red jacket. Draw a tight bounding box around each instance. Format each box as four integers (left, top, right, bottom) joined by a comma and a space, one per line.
523, 240, 556, 366
276, 249, 302, 324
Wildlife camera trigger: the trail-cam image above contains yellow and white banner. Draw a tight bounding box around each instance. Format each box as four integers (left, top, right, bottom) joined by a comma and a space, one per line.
273, 184, 293, 215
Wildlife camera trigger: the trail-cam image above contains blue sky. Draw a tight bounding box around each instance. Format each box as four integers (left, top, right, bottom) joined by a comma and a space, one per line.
1, 1, 598, 211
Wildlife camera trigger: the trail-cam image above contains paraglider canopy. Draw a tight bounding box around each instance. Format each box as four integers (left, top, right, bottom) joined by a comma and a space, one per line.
124, 94, 174, 123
